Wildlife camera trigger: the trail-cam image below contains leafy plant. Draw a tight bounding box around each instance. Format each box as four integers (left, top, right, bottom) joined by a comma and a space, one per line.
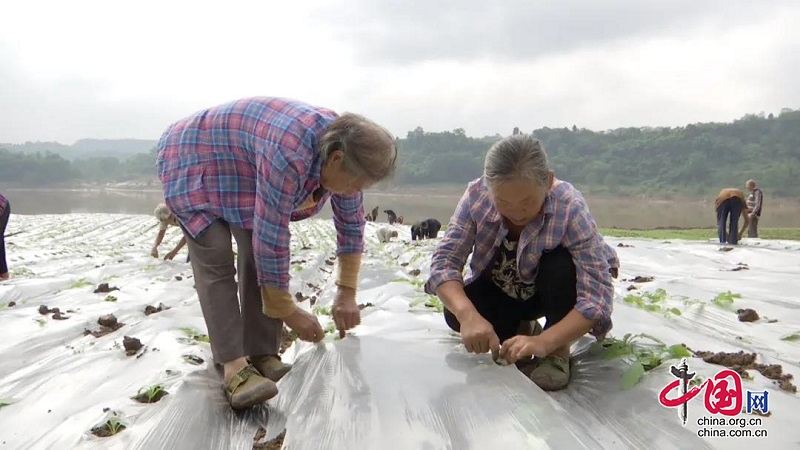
133, 384, 168, 403
591, 333, 693, 389
104, 295, 118, 302
180, 327, 210, 343
70, 278, 93, 289
312, 305, 332, 316
781, 333, 800, 342
622, 289, 683, 317
712, 291, 741, 308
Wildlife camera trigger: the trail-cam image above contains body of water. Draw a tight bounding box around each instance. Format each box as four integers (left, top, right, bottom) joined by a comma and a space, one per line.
2, 187, 797, 229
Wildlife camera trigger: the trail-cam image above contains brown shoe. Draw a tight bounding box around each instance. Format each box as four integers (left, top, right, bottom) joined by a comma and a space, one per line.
519, 355, 572, 391
250, 355, 292, 382
224, 364, 278, 410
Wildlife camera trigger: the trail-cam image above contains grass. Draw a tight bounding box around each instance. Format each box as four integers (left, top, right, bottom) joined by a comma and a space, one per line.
600, 227, 800, 241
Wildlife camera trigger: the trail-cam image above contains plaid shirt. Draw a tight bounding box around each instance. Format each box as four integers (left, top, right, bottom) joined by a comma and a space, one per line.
156, 97, 365, 291
424, 177, 614, 337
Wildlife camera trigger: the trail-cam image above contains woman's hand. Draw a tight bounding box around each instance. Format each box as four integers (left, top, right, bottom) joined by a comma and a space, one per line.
332, 287, 361, 338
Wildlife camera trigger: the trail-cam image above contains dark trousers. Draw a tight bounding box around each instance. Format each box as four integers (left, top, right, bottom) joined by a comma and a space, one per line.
444, 245, 577, 343
0, 203, 9, 274
717, 197, 743, 245
181, 219, 282, 363
747, 216, 759, 238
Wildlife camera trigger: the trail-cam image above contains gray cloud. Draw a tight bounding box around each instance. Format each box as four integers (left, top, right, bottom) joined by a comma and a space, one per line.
318, 0, 797, 64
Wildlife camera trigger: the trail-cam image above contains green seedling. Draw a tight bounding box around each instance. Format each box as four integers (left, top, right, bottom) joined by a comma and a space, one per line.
70, 278, 93, 289
781, 333, 800, 342
712, 291, 741, 308
591, 333, 692, 389
0, 400, 13, 409
91, 415, 127, 437
312, 306, 332, 316
180, 327, 210, 343
133, 384, 169, 403
104, 295, 118, 302
623, 289, 683, 317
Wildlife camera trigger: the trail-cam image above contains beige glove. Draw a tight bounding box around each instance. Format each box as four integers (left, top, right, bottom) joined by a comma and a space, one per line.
336, 253, 362, 290
261, 286, 298, 319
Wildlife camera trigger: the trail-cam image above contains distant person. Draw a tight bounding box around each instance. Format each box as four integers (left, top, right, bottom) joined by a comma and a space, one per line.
0, 193, 10, 280
424, 218, 442, 238
156, 97, 397, 410
425, 134, 615, 391
151, 203, 189, 261
745, 179, 763, 238
371, 206, 379, 222
384, 209, 397, 224
396, 215, 404, 224
377, 227, 398, 243
411, 221, 428, 241
715, 188, 750, 245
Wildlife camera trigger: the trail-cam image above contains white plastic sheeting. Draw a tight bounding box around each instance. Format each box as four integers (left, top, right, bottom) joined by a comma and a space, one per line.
0, 214, 798, 449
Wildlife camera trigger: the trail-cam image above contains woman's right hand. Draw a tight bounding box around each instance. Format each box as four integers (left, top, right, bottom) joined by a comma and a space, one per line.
283, 308, 325, 343
460, 312, 500, 360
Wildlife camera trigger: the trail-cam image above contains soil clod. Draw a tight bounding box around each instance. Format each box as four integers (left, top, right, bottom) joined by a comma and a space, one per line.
7, 301, 15, 307
122, 336, 143, 356
358, 303, 374, 310
254, 428, 285, 449
52, 311, 69, 320
94, 283, 119, 294
133, 387, 169, 404
174, 276, 183, 281
693, 350, 797, 393
325, 260, 334, 266
38, 305, 52, 315
182, 354, 204, 365
624, 276, 654, 283
737, 308, 760, 322
617, 243, 634, 248
626, 285, 637, 291
144, 304, 170, 316
408, 269, 421, 277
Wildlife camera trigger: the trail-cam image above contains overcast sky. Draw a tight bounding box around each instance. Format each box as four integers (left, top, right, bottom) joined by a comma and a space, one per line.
1, 0, 798, 144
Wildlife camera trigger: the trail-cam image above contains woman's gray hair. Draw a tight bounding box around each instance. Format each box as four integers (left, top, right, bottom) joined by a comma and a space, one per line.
319, 113, 398, 182
484, 134, 551, 187
154, 203, 172, 222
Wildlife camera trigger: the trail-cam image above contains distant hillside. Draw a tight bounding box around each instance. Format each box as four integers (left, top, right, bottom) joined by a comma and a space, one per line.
3, 139, 157, 160
2, 108, 799, 197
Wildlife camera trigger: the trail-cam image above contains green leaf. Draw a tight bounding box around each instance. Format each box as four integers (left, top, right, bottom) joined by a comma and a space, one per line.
668, 308, 682, 316
781, 333, 800, 342
644, 304, 661, 312
667, 344, 692, 358
621, 362, 646, 389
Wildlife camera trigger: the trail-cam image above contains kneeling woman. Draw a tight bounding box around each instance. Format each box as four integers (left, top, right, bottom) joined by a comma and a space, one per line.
424, 134, 617, 391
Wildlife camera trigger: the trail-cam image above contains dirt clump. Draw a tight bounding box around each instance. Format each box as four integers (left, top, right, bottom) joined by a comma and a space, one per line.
624, 276, 654, 283
737, 308, 759, 322
324, 260, 334, 266
7, 301, 15, 307
693, 350, 796, 393
94, 283, 119, 294
254, 428, 285, 449
719, 247, 734, 252
729, 263, 749, 272
90, 421, 126, 438
122, 336, 143, 356
626, 285, 637, 291
174, 275, 183, 281
617, 243, 634, 248
182, 354, 204, 365
400, 262, 409, 267
52, 310, 69, 320
358, 303, 374, 310
132, 388, 169, 404
38, 305, 53, 315
408, 269, 421, 277
144, 303, 170, 316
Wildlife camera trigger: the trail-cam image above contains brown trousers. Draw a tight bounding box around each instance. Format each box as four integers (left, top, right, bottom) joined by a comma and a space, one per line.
182, 219, 282, 364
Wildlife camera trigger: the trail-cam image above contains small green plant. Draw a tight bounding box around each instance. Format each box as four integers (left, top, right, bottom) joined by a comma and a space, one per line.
622, 289, 682, 317
133, 384, 168, 403
104, 295, 118, 302
591, 333, 692, 389
35, 318, 46, 327
0, 400, 13, 409
312, 305, 332, 316
712, 291, 741, 308
392, 278, 424, 287
180, 327, 210, 343
781, 333, 800, 342
70, 278, 93, 289
92, 416, 126, 437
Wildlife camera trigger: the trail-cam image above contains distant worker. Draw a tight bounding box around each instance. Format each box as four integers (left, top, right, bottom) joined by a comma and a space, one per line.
396, 215, 404, 224
0, 192, 10, 280
152, 203, 189, 261
371, 206, 379, 222
384, 209, 397, 224
745, 179, 763, 238
715, 188, 750, 245
377, 227, 398, 243
424, 218, 442, 239
411, 221, 427, 241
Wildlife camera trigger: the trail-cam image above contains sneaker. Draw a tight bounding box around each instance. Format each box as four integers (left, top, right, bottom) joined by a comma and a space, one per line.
250, 355, 292, 382
224, 364, 278, 410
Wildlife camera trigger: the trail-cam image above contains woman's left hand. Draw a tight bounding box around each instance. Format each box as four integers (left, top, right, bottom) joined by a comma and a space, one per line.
500, 335, 552, 363
332, 288, 361, 338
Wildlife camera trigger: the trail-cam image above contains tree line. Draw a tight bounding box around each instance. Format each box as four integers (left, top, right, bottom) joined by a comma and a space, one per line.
1, 108, 798, 197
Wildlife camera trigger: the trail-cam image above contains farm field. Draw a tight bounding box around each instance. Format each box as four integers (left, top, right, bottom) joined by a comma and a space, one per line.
0, 215, 798, 449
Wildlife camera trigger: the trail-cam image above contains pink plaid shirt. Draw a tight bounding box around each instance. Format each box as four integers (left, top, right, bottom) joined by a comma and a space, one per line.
425, 177, 614, 337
